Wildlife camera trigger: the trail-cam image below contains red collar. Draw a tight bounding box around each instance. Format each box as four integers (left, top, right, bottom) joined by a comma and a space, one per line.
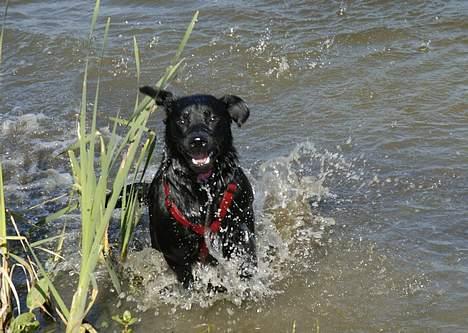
163, 181, 238, 261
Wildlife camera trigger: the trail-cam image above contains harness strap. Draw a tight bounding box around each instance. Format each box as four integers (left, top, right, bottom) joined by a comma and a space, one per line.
163, 181, 238, 260
163, 182, 205, 235
209, 182, 237, 233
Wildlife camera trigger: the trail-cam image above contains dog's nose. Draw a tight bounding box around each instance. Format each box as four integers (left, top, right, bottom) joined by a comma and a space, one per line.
190, 136, 208, 149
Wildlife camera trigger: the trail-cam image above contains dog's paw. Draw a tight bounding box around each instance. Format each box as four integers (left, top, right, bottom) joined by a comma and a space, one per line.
182, 277, 194, 290
205, 254, 219, 267
238, 260, 257, 281
240, 271, 253, 281
207, 282, 227, 294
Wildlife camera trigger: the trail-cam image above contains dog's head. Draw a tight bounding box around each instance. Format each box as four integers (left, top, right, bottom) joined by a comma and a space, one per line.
140, 86, 250, 178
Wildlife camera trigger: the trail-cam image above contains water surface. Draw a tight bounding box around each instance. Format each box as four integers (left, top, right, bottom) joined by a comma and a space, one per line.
1, 1, 468, 332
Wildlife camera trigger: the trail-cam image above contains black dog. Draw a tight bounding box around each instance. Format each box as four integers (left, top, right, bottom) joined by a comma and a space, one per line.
139, 86, 256, 288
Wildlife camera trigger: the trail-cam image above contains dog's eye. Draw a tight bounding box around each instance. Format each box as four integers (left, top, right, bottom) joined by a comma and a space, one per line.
178, 113, 189, 125
209, 115, 217, 122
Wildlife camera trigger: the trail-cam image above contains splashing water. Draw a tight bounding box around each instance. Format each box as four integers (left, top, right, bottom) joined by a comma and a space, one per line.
121, 142, 364, 313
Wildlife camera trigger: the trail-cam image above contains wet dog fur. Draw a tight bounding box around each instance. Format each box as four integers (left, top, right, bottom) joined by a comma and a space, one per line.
139, 86, 256, 288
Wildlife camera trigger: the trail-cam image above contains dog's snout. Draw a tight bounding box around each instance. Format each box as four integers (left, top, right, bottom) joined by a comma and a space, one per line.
190, 136, 208, 149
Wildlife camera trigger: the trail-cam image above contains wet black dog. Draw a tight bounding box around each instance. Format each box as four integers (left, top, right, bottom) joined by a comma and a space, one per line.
139, 86, 256, 288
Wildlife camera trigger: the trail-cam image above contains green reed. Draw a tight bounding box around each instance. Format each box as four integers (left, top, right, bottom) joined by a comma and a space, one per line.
0, 164, 68, 331
1, 3, 11, 329
63, 4, 198, 332
0, 163, 10, 330
0, 0, 198, 331
0, 0, 8, 65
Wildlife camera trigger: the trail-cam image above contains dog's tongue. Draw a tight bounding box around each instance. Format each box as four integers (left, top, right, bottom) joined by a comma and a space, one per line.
197, 169, 213, 182
191, 153, 213, 182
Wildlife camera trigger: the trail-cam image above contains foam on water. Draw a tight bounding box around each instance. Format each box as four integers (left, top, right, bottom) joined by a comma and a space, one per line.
1, 112, 48, 136
121, 142, 362, 313
0, 112, 75, 214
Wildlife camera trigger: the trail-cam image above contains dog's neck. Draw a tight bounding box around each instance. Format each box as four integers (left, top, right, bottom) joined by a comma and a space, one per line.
159, 150, 240, 223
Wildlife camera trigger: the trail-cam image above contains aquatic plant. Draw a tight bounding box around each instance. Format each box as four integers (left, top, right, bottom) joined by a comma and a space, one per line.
0, 3, 8, 327
0, 163, 11, 330
0, 0, 8, 65
63, 3, 197, 332
0, 162, 67, 332
112, 310, 138, 333
0, 0, 198, 331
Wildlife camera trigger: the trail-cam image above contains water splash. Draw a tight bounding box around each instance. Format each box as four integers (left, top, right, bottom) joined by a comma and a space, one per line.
1, 112, 48, 136
121, 142, 364, 312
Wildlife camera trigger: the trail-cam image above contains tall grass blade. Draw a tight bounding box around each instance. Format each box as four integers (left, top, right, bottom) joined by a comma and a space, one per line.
88, 0, 100, 41
133, 36, 141, 111
173, 10, 198, 66
89, 17, 111, 175
8, 254, 35, 281
59, 136, 92, 156
68, 150, 81, 185
0, 163, 6, 254
28, 193, 68, 210
0, 162, 12, 329
83, 273, 98, 319
32, 246, 65, 260
102, 255, 121, 294
79, 59, 93, 261
0, 266, 19, 313
29, 234, 68, 248
119, 189, 139, 261
139, 131, 156, 183
133, 36, 141, 86
109, 116, 151, 132
4, 235, 26, 241
53, 224, 67, 263
161, 58, 184, 89
40, 202, 78, 224
129, 10, 198, 122
90, 17, 111, 252
0, 0, 8, 65
25, 238, 70, 321
119, 131, 154, 260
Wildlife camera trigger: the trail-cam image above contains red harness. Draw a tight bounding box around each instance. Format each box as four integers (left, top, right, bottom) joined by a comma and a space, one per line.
163, 181, 238, 261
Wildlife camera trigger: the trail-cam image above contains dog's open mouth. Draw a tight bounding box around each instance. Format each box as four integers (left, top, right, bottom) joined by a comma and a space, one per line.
188, 151, 215, 171
188, 152, 215, 182
191, 153, 211, 167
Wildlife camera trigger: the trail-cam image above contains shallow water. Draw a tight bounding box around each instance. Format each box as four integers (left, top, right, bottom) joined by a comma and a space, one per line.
2, 1, 468, 332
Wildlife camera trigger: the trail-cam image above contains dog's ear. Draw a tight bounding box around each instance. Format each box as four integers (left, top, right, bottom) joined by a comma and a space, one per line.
219, 95, 250, 127
139, 86, 174, 106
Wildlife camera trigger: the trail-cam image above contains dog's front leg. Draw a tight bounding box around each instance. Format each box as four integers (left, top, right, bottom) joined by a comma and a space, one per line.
222, 213, 257, 279
237, 221, 257, 280
164, 255, 194, 289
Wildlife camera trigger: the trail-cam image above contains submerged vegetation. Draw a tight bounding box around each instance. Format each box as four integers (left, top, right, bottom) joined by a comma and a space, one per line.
0, 0, 198, 331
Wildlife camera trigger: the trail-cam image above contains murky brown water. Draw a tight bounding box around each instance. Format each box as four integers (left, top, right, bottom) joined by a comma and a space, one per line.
1, 1, 468, 332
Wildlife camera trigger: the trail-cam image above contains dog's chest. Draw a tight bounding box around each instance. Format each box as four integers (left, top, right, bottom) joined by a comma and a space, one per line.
176, 183, 220, 224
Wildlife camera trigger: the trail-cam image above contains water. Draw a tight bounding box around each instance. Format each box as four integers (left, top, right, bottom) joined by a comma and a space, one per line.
1, 1, 468, 331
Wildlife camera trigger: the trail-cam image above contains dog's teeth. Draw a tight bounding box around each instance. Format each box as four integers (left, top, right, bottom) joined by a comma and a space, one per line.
192, 156, 210, 166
